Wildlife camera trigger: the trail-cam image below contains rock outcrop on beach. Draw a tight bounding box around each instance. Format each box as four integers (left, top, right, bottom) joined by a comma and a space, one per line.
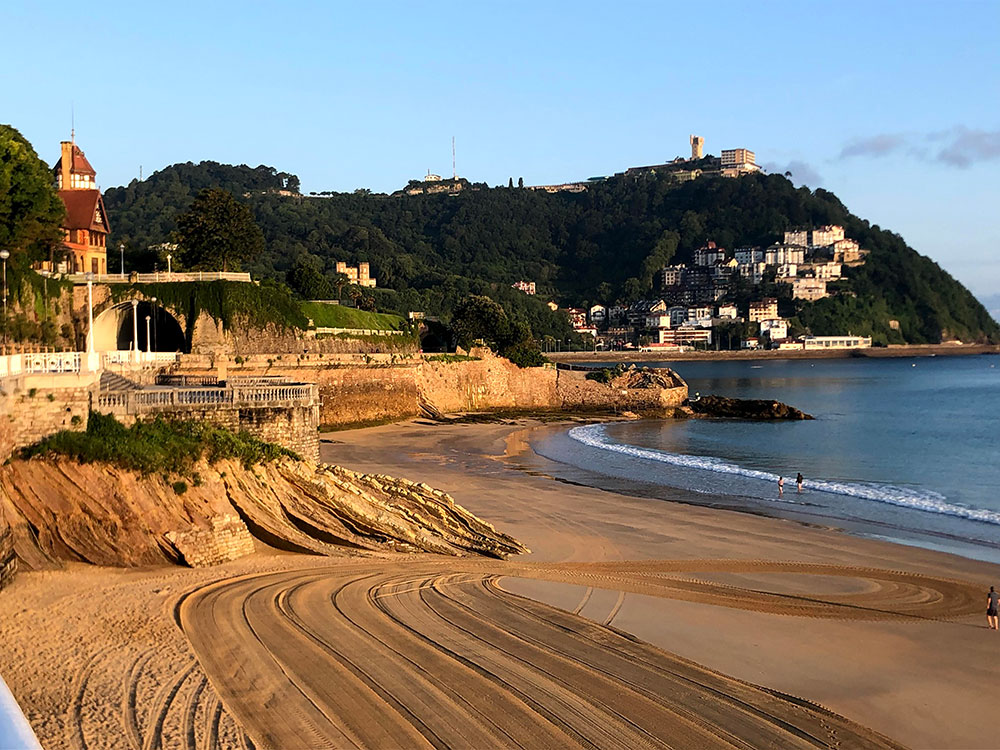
0, 457, 527, 568
685, 395, 814, 420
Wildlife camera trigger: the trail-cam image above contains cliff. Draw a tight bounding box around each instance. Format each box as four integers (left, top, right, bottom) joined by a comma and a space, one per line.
0, 456, 527, 569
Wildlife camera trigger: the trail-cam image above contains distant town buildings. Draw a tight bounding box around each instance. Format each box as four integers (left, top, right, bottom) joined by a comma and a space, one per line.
802, 335, 872, 349
335, 261, 376, 288
512, 280, 536, 295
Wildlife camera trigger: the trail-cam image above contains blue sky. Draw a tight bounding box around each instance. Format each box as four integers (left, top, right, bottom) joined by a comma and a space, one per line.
3, 1, 998, 296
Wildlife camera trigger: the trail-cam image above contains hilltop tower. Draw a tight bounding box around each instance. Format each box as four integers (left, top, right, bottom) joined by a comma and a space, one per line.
690, 134, 704, 160
53, 139, 109, 274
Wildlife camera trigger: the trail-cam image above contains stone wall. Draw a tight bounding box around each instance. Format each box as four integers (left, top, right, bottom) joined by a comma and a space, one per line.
163, 515, 256, 566
416, 355, 559, 414
0, 378, 93, 461
557, 371, 688, 413
238, 404, 320, 462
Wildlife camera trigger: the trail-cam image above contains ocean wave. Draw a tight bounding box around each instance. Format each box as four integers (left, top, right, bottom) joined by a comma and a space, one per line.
568, 424, 1000, 526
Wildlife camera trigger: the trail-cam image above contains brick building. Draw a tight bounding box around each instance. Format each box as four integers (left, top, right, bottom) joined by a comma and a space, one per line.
53, 140, 110, 274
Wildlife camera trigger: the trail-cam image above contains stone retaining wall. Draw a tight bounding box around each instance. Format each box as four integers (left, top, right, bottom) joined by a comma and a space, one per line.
0, 381, 93, 461
164, 515, 256, 566
557, 371, 688, 413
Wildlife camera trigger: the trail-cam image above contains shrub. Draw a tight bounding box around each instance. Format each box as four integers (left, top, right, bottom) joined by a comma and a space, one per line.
171, 480, 188, 495
22, 412, 298, 475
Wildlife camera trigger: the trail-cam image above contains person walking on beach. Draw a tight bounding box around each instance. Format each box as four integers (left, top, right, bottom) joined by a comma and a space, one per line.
796, 472, 804, 494
778, 476, 784, 497
988, 586, 999, 630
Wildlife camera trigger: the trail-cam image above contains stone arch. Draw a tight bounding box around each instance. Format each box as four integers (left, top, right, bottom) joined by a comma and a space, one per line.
92, 301, 187, 352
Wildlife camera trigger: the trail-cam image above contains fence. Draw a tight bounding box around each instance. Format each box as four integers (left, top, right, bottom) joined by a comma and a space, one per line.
0, 351, 179, 379
64, 271, 253, 285
96, 383, 316, 415
312, 327, 406, 337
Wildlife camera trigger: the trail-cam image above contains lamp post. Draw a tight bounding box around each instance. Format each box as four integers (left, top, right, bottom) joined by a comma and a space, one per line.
145, 315, 151, 356
0, 249, 9, 352
85, 271, 96, 371
166, 254, 172, 275
120, 243, 125, 279
131, 300, 139, 362
151, 297, 158, 351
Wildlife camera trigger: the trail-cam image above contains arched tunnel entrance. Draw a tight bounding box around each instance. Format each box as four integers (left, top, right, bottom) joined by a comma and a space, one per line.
93, 301, 187, 353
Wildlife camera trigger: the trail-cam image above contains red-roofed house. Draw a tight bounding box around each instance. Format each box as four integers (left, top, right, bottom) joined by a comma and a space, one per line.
53, 140, 109, 274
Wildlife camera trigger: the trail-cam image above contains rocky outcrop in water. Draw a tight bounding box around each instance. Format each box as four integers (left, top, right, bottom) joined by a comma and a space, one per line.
0, 457, 527, 568
685, 395, 814, 420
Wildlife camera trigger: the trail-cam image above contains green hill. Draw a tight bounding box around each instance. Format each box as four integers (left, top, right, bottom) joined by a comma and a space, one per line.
103, 163, 999, 345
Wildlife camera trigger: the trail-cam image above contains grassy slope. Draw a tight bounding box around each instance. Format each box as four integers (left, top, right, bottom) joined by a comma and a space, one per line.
301, 302, 406, 330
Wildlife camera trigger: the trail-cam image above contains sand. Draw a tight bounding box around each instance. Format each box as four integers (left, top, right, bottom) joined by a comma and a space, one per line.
2, 418, 998, 749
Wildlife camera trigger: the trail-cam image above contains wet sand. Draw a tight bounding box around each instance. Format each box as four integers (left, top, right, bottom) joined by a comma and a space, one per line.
1, 418, 998, 748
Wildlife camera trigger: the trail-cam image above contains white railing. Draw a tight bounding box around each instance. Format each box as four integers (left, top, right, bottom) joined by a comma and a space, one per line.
97, 383, 316, 415
0, 351, 179, 380
64, 271, 252, 284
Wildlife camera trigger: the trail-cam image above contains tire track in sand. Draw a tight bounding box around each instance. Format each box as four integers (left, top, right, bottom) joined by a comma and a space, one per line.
178, 559, 927, 749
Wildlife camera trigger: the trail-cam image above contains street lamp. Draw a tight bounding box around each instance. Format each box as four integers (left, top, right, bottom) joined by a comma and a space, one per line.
166, 254, 172, 275
145, 315, 151, 356
85, 271, 96, 370
120, 243, 125, 278
131, 299, 139, 361
0, 249, 9, 352
151, 297, 158, 351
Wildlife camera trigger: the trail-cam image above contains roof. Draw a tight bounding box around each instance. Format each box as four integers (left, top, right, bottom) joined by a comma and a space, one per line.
59, 189, 110, 233
53, 143, 97, 177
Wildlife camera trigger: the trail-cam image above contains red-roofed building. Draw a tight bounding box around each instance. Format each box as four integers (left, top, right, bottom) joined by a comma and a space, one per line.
53, 140, 109, 274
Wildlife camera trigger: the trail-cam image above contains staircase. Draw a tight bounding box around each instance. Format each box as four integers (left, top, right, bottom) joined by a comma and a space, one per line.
99, 371, 140, 392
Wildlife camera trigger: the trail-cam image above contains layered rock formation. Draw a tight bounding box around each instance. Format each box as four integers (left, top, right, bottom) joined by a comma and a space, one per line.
685, 395, 814, 420
0, 457, 526, 569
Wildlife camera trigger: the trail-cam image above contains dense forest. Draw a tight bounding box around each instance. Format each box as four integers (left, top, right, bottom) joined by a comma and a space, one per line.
102, 162, 999, 344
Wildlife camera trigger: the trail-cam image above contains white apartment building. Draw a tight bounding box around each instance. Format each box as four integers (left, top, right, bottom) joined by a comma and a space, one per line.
831, 238, 863, 264
734, 247, 764, 265
712, 258, 739, 281
802, 335, 872, 349
749, 298, 779, 322
790, 277, 829, 301
776, 263, 798, 279
646, 313, 672, 329
659, 264, 686, 287
589, 304, 607, 325
687, 305, 713, 324
783, 230, 810, 247
802, 261, 843, 280
765, 243, 806, 266
810, 225, 845, 247
658, 326, 712, 346
694, 244, 727, 266
738, 261, 768, 284
716, 303, 739, 319
760, 318, 788, 340
667, 305, 689, 327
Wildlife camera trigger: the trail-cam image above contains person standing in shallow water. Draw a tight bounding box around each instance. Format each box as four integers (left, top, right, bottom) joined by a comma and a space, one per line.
778, 476, 784, 497
988, 586, 999, 630
796, 473, 804, 494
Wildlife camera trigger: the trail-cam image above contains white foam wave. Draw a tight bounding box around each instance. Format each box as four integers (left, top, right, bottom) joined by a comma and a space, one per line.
568, 424, 1000, 526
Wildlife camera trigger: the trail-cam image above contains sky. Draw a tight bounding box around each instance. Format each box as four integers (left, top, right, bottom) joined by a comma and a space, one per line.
3, 1, 998, 297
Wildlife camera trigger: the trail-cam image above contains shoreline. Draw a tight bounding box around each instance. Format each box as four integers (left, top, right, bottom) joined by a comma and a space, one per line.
547, 342, 1000, 363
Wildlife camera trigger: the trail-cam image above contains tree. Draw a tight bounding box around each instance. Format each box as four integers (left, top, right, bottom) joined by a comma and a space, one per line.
0, 125, 65, 262
173, 188, 265, 271
640, 230, 679, 289
508, 177, 514, 189
287, 255, 333, 299
518, 177, 524, 189
451, 294, 545, 366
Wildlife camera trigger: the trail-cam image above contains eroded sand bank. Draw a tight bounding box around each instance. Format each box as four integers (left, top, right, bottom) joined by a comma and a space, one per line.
1, 419, 997, 749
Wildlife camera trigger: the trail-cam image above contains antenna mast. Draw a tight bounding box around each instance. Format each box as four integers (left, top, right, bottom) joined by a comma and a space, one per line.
452, 136, 456, 179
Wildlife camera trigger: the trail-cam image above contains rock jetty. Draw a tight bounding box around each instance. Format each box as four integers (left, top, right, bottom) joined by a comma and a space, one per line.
684, 395, 814, 420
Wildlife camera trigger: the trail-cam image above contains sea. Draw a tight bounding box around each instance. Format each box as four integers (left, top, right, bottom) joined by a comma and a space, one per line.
530, 355, 1000, 563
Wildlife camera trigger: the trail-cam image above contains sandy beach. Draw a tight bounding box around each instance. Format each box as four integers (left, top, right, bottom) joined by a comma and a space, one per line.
2, 418, 998, 748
